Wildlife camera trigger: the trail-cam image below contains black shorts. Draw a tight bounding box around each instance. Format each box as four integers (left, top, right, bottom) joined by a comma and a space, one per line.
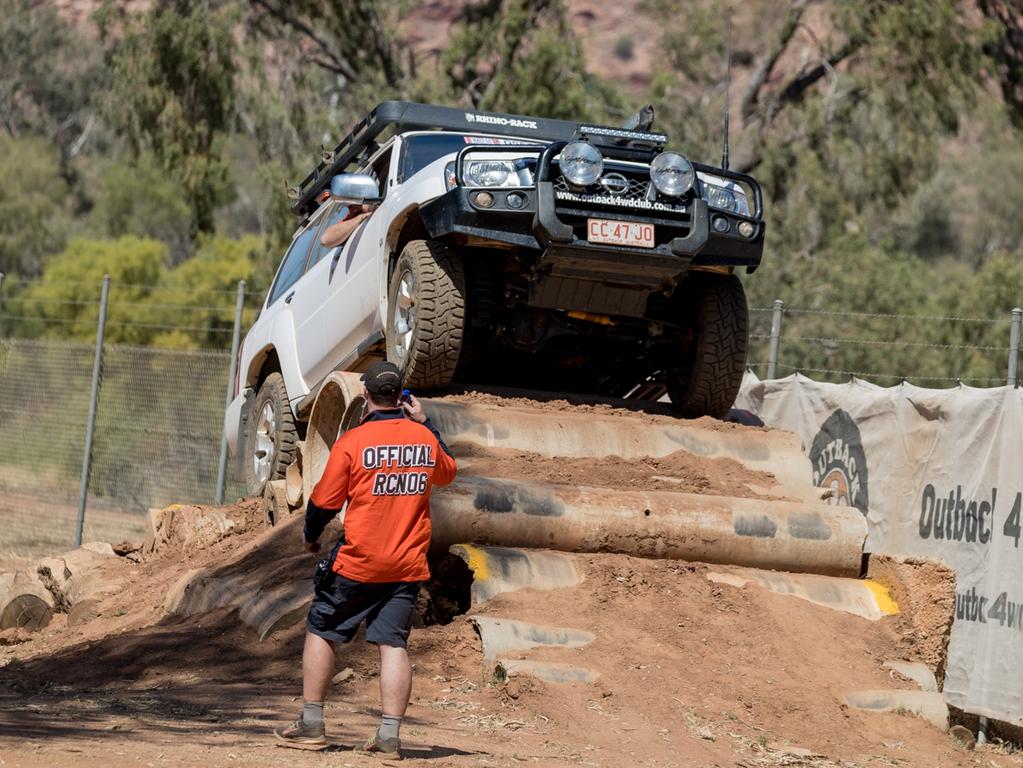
307, 570, 420, 648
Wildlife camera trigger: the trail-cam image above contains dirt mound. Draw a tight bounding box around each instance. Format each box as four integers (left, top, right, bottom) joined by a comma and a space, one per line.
868, 555, 957, 682
0, 497, 970, 768
439, 388, 765, 432
146, 499, 264, 556
455, 444, 783, 499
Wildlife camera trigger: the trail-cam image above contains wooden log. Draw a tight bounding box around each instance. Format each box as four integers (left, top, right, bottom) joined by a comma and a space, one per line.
35, 547, 118, 609
0, 571, 54, 632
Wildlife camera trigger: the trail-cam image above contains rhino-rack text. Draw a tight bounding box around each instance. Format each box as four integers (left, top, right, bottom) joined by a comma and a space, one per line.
465, 113, 539, 130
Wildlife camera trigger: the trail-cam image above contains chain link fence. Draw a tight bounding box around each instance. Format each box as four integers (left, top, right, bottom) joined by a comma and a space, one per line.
747, 303, 1022, 387
1, 270, 1019, 566
0, 274, 253, 567
0, 338, 247, 565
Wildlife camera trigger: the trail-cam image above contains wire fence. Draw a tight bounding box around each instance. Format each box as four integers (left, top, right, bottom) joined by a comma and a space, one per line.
0, 273, 255, 566
746, 301, 1022, 387
0, 270, 1019, 565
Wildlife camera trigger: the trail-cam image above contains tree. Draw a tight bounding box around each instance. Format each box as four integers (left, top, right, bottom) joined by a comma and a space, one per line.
86, 152, 194, 265
0, 0, 104, 164
147, 235, 264, 349
436, 0, 624, 121
0, 135, 71, 276
102, 0, 237, 236
6, 237, 166, 343
978, 0, 1023, 127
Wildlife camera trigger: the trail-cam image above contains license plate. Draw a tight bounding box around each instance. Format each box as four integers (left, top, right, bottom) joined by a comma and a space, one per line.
587, 218, 654, 248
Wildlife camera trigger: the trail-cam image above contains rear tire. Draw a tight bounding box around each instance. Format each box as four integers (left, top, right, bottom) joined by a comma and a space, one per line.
245, 372, 298, 497
386, 239, 466, 389
667, 273, 749, 419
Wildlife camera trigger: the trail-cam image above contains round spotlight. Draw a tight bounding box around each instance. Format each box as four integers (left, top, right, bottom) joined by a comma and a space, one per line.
712, 215, 729, 233
738, 221, 755, 238
473, 191, 495, 208
559, 141, 604, 187
506, 192, 526, 209
649, 152, 695, 197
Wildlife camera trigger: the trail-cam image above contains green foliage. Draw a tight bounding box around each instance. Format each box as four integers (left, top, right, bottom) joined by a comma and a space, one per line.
103, 0, 238, 236
436, 0, 625, 122
8, 237, 166, 342
0, 0, 103, 156
145, 235, 263, 349
3, 0, 1022, 388
893, 103, 1023, 266
641, 0, 1023, 385
86, 152, 194, 264
0, 135, 72, 276
4, 234, 264, 349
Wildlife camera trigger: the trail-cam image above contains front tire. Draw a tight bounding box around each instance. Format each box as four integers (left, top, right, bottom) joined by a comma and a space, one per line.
386, 239, 466, 389
667, 273, 749, 418
245, 372, 298, 497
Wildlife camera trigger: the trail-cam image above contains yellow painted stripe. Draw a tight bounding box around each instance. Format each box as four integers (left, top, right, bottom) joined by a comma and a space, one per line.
452, 544, 491, 582
863, 580, 899, 615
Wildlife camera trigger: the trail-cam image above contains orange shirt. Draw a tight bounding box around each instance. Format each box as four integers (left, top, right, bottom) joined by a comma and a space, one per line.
308, 411, 457, 583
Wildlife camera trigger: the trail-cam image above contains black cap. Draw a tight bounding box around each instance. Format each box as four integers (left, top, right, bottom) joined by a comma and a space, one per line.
361, 361, 402, 396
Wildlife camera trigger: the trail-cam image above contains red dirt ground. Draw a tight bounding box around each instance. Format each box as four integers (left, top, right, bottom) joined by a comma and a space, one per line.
0, 496, 995, 768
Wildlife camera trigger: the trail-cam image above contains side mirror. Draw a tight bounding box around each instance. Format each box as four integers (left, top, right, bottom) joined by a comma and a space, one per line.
330, 173, 380, 203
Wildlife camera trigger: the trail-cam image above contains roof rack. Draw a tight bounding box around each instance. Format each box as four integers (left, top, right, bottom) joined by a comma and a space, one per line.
289, 101, 668, 218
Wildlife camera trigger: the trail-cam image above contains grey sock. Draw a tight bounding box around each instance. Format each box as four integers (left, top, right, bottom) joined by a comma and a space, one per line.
378, 714, 402, 741
302, 701, 324, 725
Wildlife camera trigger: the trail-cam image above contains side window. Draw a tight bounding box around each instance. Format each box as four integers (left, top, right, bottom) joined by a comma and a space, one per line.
268, 225, 318, 305
370, 148, 393, 193
307, 203, 352, 268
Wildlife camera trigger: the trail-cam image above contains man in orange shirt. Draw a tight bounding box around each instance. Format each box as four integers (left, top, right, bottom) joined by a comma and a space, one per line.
274, 362, 457, 756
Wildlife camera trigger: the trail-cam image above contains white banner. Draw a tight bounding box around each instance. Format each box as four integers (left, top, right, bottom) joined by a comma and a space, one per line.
736, 372, 1023, 724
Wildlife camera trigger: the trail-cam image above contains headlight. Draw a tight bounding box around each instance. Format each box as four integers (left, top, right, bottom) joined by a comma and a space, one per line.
465, 160, 513, 187
649, 152, 695, 197
707, 186, 736, 211
698, 172, 751, 216
460, 157, 535, 188
559, 141, 603, 186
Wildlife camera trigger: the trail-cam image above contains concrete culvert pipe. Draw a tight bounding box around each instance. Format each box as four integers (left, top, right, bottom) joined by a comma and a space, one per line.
303, 372, 365, 502
430, 477, 867, 577
285, 441, 304, 508
420, 399, 819, 503
302, 389, 816, 500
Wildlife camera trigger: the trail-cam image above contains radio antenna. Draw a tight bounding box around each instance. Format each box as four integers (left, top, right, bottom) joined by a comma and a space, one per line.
721, 10, 732, 171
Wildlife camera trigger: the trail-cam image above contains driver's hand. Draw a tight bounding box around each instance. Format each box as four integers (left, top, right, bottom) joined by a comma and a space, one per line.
402, 394, 427, 424
304, 540, 321, 553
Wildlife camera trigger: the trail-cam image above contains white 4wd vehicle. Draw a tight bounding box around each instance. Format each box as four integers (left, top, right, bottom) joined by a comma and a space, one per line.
226, 102, 766, 495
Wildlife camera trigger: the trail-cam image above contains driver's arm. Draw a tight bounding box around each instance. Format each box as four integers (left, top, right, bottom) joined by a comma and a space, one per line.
320, 204, 375, 248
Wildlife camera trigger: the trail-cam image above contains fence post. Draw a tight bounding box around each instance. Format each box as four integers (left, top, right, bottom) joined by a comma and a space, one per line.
1009, 308, 1021, 387
766, 299, 784, 379
75, 274, 110, 547
215, 280, 246, 505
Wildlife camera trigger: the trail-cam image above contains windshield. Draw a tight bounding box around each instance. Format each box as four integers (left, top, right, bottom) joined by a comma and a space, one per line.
399, 133, 543, 182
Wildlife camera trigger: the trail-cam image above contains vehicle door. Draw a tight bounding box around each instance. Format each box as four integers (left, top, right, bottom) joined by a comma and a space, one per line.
295, 201, 364, 385
264, 213, 324, 391
321, 146, 394, 371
